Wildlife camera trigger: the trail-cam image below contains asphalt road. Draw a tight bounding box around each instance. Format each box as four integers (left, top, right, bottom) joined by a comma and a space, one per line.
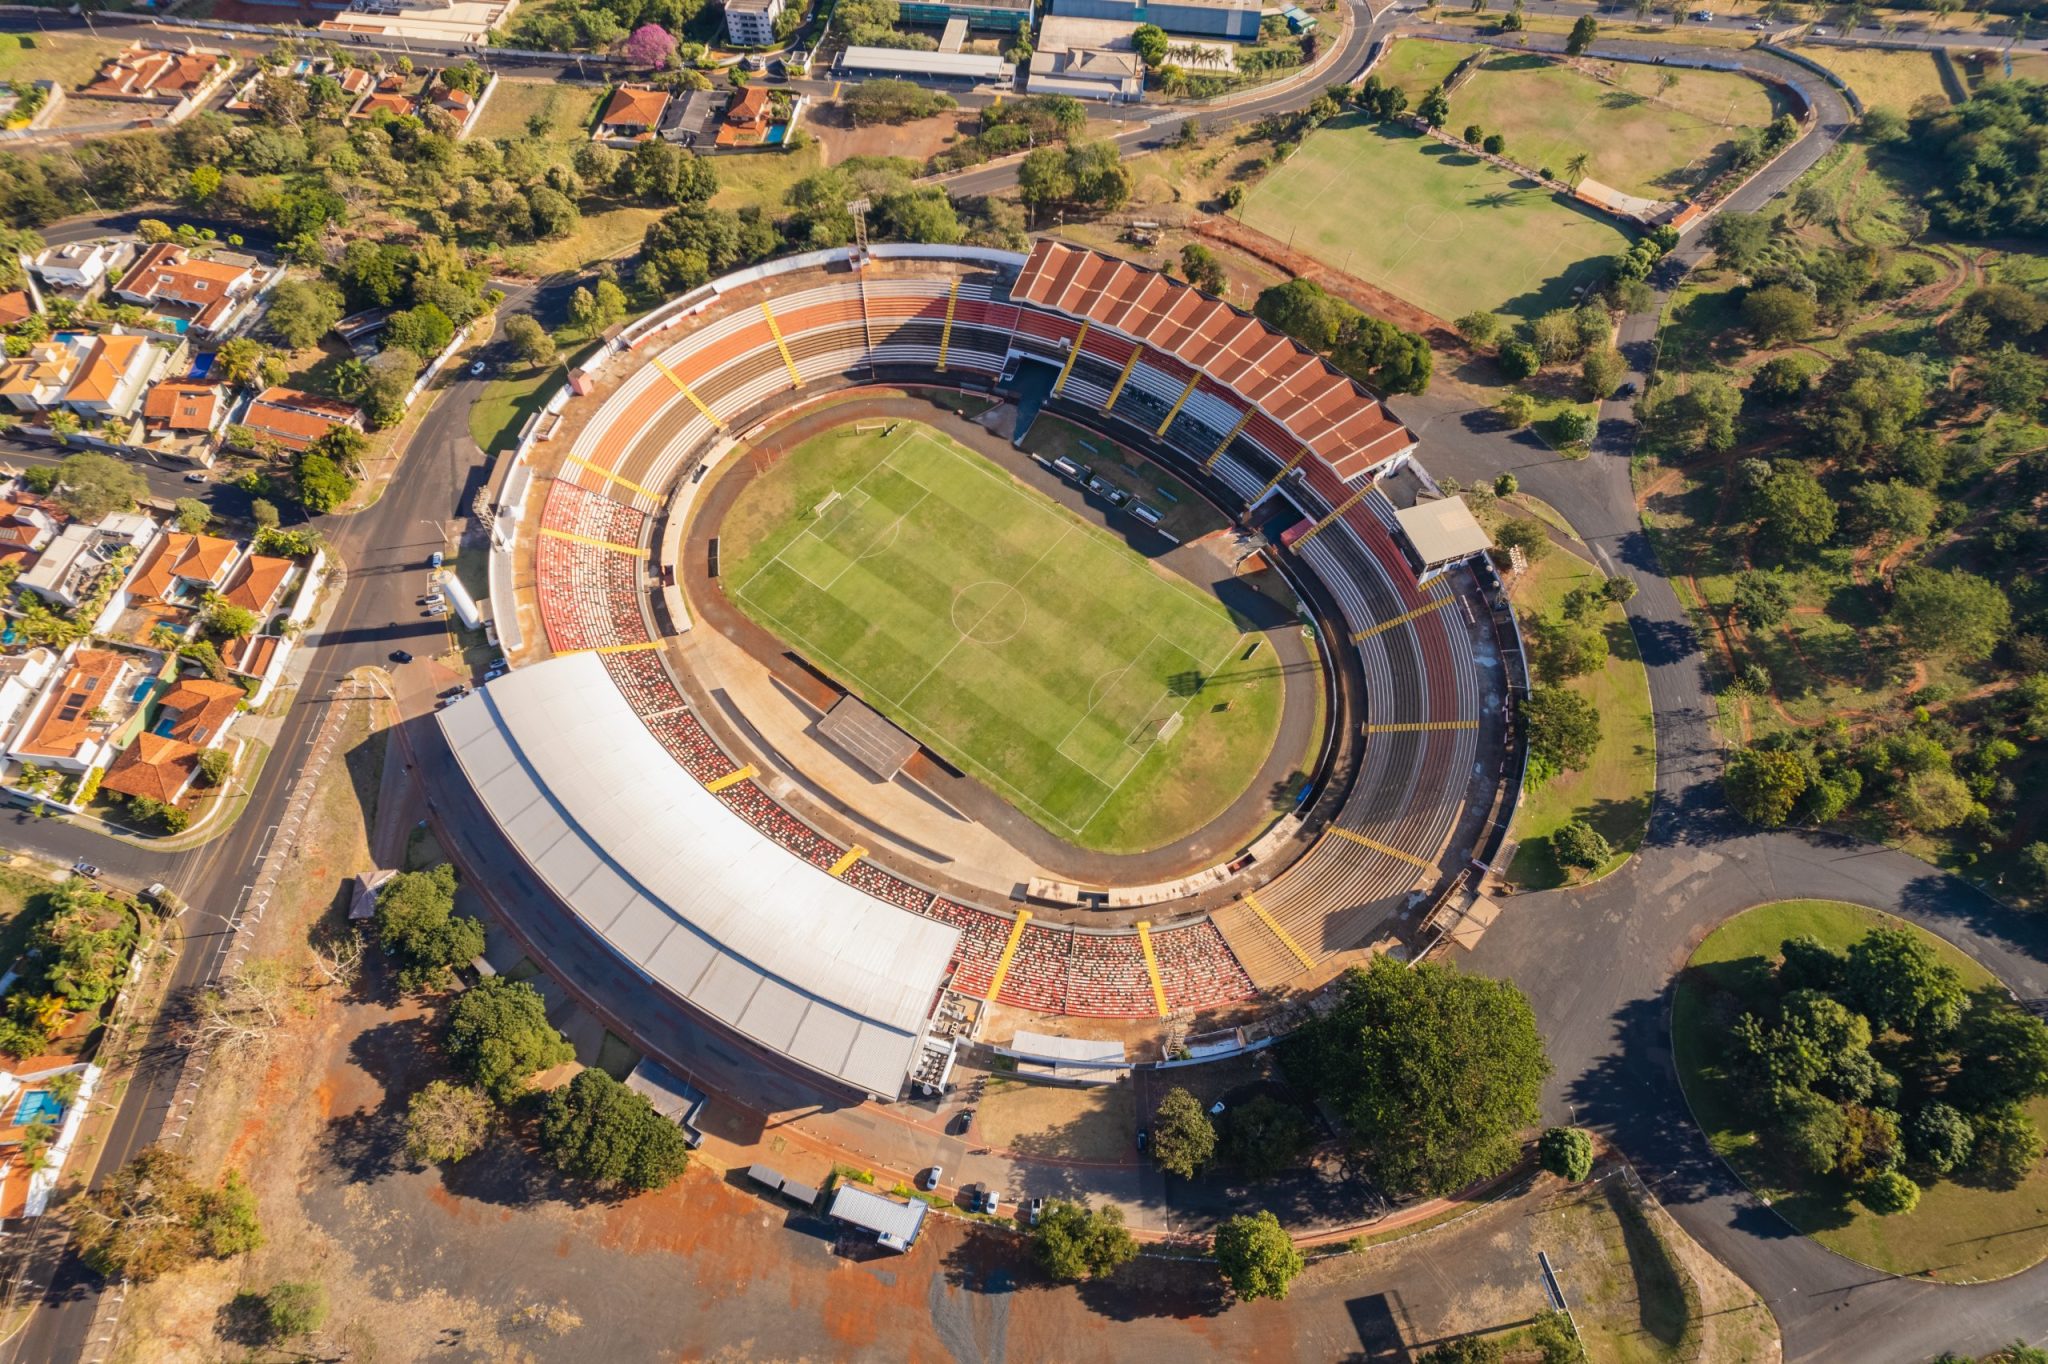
0, 278, 536, 1364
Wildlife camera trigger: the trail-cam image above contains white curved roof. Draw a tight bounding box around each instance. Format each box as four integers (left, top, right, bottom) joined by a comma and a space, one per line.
436, 653, 958, 1096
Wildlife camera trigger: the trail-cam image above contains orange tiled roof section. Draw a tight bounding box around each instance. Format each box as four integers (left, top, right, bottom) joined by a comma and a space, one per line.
1009, 240, 1414, 482
98, 730, 198, 804
142, 381, 222, 430
158, 677, 242, 749
17, 648, 128, 761
218, 553, 292, 613
130, 531, 238, 601
222, 634, 279, 678
601, 84, 669, 130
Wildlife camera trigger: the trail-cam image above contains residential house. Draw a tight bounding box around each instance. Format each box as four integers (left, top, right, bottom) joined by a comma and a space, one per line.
128, 531, 240, 606
216, 552, 294, 619
0, 339, 86, 414
0, 500, 61, 570
112, 243, 260, 339
7, 647, 138, 775
239, 387, 364, 453
17, 514, 160, 614
0, 1059, 96, 1223
726, 86, 773, 135
59, 334, 172, 425
725, 0, 784, 46
139, 380, 229, 464
0, 649, 58, 751
29, 241, 128, 297
350, 73, 416, 121
595, 84, 671, 147
425, 77, 479, 133
0, 291, 31, 330
82, 47, 227, 103
98, 676, 244, 806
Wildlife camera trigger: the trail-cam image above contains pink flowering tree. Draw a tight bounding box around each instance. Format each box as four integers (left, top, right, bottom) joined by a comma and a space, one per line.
623, 23, 677, 69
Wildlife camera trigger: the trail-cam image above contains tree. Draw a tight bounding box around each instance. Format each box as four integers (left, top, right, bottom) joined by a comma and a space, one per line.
405, 1080, 494, 1164
1211, 1210, 1303, 1300
1951, 997, 2048, 1112
263, 278, 343, 351
292, 452, 354, 515
1031, 1200, 1139, 1281
539, 1068, 691, 1191
446, 977, 573, 1102
173, 497, 210, 534
1498, 339, 1541, 381
72, 1147, 262, 1282
1497, 392, 1537, 427
375, 864, 485, 994
1750, 467, 1836, 549
1732, 570, 1795, 630
1751, 355, 1812, 403
1457, 311, 1501, 346
201, 598, 259, 640
1287, 957, 1548, 1196
1847, 480, 1936, 543
1219, 1094, 1313, 1180
262, 1282, 326, 1340
51, 452, 147, 521
1417, 85, 1450, 128
1581, 347, 1625, 400
1708, 211, 1772, 272
1969, 1105, 2044, 1187
387, 302, 455, 359
196, 748, 233, 787
1522, 686, 1600, 776
1151, 1086, 1216, 1178
1180, 243, 1227, 296
1419, 1338, 1505, 1364
361, 349, 417, 427
1724, 746, 1808, 825
1601, 575, 1637, 605
1845, 927, 1966, 1039
1743, 284, 1817, 344
1890, 566, 2011, 661
1493, 516, 1550, 565
622, 23, 676, 67
1552, 820, 1611, 871
1860, 1169, 1921, 1216
1979, 343, 2046, 415
1907, 1102, 1975, 1175
1562, 151, 1590, 188
1566, 13, 1598, 53
503, 314, 556, 369
842, 78, 956, 127
1132, 22, 1168, 66
251, 498, 280, 530
1538, 1126, 1595, 1181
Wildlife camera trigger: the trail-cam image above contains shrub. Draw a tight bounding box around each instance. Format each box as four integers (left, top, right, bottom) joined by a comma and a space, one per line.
1538, 1126, 1594, 1181
1860, 1169, 1921, 1216
1551, 821, 1611, 871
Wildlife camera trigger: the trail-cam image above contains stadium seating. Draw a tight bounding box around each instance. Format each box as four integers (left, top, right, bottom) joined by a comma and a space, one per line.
519, 246, 1510, 1030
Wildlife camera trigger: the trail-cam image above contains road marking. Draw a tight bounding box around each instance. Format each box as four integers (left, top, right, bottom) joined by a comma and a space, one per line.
1243, 891, 1316, 970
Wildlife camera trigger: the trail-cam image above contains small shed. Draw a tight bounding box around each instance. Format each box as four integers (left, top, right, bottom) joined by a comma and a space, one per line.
348, 869, 396, 921
828, 1184, 928, 1252
1393, 496, 1491, 582
747, 1163, 788, 1193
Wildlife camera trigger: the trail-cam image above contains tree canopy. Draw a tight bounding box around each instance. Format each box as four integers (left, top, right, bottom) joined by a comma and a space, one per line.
1031, 1200, 1139, 1281
446, 977, 574, 1102
538, 1067, 692, 1191
1211, 1210, 1304, 1301
1151, 1085, 1217, 1178
1286, 957, 1549, 1196
1889, 566, 2012, 660
72, 1147, 262, 1282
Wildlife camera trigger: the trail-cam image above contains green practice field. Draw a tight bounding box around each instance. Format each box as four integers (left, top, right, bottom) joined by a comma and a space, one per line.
1451, 53, 1786, 199
725, 422, 1285, 853
1242, 114, 1632, 323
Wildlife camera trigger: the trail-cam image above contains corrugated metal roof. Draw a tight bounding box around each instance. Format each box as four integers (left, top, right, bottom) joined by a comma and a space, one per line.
830, 1185, 928, 1243
837, 46, 1010, 79
436, 654, 959, 1096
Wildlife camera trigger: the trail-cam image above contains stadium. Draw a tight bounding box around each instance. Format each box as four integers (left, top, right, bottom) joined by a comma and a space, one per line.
426, 241, 1530, 1102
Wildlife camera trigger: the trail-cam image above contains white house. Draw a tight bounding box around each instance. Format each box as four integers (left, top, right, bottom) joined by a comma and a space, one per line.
0, 649, 59, 752
59, 334, 172, 424
6, 644, 138, 775
17, 513, 161, 615
30, 241, 128, 294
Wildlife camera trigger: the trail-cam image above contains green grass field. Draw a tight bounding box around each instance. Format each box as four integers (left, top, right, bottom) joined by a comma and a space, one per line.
1506, 546, 1654, 889
1787, 44, 1953, 113
1242, 115, 1632, 323
1674, 901, 2048, 1281
1376, 37, 1485, 99
1450, 53, 1785, 200
725, 422, 1285, 853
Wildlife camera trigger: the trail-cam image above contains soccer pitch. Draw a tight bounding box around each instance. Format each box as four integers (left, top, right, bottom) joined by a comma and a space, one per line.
725, 421, 1285, 853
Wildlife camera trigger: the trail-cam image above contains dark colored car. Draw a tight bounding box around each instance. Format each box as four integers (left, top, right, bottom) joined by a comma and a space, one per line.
952, 1108, 974, 1135
389, 650, 414, 664
1615, 381, 1638, 399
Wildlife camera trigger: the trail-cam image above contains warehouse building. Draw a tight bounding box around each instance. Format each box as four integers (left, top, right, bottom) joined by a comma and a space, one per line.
1048, 0, 1260, 40
836, 45, 1014, 86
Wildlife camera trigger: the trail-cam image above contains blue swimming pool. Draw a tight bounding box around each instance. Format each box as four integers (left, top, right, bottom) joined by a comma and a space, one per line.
16, 1090, 60, 1127
765, 123, 787, 145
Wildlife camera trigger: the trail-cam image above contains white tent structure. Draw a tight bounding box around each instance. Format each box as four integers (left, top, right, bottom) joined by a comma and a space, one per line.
436, 653, 958, 1096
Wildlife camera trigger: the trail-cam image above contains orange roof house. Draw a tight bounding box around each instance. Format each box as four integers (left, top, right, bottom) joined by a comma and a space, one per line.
10, 648, 132, 770
596, 84, 670, 144
83, 47, 224, 102
351, 90, 415, 121
217, 553, 293, 615
0, 342, 83, 413
98, 730, 198, 804
58, 334, 163, 419
222, 635, 280, 680
129, 532, 238, 602
141, 381, 225, 433
727, 86, 771, 129
155, 677, 243, 748
0, 291, 30, 330
239, 387, 364, 453
112, 244, 256, 335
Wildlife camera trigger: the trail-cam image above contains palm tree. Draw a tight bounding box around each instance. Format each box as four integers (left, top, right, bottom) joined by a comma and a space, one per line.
1564, 152, 1591, 188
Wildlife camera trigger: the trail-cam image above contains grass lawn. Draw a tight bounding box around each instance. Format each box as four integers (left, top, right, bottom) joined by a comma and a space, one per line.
1426, 11, 1765, 49
975, 1076, 1136, 1162
1375, 37, 1485, 99
710, 141, 826, 214
1674, 901, 2048, 1281
1242, 114, 1632, 323
0, 865, 61, 971
1787, 44, 1953, 113
0, 33, 126, 89
1505, 546, 1655, 889
468, 79, 602, 145
1451, 53, 1785, 199
724, 420, 1286, 852
468, 361, 563, 454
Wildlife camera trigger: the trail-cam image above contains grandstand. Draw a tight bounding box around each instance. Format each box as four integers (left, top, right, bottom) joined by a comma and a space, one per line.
438, 242, 1523, 1101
